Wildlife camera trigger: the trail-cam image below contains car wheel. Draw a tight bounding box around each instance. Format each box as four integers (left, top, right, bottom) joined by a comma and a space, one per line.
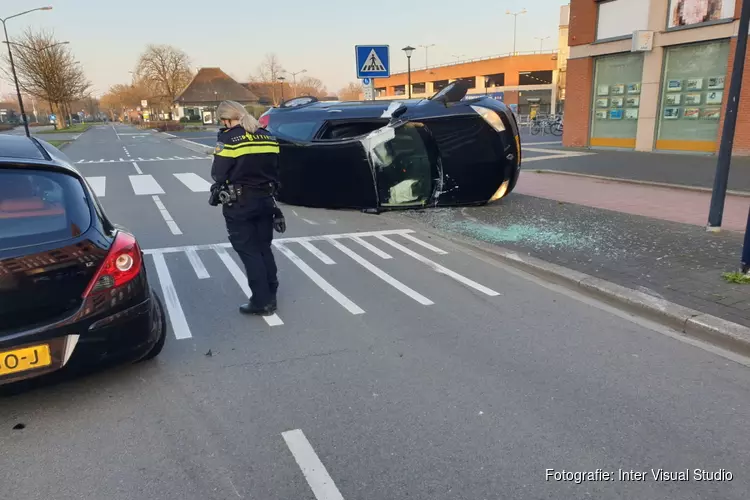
140, 291, 167, 361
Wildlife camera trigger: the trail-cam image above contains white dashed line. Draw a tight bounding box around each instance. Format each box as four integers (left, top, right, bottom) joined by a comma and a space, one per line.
282, 429, 345, 500
152, 195, 182, 235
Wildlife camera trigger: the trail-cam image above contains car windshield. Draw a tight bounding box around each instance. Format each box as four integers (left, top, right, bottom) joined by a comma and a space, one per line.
0, 168, 91, 250
367, 123, 436, 207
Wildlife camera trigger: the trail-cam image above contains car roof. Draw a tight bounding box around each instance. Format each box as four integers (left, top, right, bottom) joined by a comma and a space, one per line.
0, 135, 78, 174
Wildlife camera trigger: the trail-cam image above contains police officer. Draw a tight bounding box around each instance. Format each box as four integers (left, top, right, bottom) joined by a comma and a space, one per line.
209, 101, 285, 316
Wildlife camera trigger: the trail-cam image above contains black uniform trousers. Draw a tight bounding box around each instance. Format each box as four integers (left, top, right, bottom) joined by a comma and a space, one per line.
223, 194, 278, 307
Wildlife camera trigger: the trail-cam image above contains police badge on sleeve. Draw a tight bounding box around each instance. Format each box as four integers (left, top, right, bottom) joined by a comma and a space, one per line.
214, 142, 225, 154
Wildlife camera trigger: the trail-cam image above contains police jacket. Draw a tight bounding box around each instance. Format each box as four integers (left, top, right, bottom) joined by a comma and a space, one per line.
211, 125, 280, 193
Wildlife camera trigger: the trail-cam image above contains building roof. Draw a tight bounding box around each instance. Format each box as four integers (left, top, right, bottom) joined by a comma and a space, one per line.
176, 68, 259, 104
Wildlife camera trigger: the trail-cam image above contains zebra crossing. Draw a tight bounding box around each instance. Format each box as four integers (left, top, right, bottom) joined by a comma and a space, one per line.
77, 155, 209, 164
144, 228, 501, 338
85, 171, 213, 197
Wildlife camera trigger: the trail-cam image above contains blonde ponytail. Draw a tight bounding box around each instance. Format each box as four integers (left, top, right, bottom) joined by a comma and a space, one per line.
217, 100, 259, 133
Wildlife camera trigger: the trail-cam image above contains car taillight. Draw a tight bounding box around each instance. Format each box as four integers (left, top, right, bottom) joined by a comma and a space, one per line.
470, 105, 506, 133
82, 231, 143, 297
259, 114, 270, 128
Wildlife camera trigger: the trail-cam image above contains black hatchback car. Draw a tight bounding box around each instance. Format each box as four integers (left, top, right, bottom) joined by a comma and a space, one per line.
0, 135, 167, 387
259, 80, 521, 212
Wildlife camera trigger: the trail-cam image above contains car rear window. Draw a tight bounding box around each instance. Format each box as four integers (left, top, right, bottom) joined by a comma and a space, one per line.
273, 121, 320, 140
0, 168, 92, 250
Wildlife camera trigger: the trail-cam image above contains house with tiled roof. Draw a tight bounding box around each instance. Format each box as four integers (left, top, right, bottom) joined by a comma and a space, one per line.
173, 67, 259, 123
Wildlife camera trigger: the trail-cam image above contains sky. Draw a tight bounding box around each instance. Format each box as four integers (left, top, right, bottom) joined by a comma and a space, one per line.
1, 0, 569, 98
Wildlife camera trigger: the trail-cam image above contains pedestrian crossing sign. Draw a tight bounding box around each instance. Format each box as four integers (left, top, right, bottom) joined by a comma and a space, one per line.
356, 45, 390, 78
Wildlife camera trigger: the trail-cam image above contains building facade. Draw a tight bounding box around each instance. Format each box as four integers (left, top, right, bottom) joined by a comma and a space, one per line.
564, 0, 750, 155
173, 68, 259, 124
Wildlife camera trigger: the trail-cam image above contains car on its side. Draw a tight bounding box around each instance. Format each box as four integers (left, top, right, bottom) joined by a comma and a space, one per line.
0, 135, 167, 387
259, 81, 521, 212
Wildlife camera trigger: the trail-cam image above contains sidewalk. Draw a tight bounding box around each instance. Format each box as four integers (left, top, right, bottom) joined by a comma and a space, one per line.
534, 148, 750, 193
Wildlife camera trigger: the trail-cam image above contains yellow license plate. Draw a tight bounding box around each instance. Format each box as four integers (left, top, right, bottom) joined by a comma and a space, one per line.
0, 345, 52, 376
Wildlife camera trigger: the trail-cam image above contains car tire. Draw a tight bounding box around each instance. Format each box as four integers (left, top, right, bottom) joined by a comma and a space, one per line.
140, 291, 167, 361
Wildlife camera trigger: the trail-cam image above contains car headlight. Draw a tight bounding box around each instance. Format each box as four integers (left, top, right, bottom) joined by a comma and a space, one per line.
470, 105, 506, 132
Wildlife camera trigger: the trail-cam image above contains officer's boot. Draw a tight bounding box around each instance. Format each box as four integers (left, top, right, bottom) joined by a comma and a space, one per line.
240, 302, 276, 316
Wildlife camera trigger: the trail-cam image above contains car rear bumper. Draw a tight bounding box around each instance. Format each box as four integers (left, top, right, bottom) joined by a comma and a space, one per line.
0, 295, 159, 387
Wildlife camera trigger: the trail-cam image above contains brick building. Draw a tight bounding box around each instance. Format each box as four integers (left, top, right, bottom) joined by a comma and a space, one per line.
371, 7, 569, 115
564, 0, 750, 155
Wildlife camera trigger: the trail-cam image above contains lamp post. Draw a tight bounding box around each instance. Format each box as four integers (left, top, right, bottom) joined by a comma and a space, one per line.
506, 8, 527, 55
535, 36, 550, 52
402, 46, 415, 99
419, 44, 435, 69
1, 6, 54, 137
287, 69, 306, 97
278, 76, 286, 104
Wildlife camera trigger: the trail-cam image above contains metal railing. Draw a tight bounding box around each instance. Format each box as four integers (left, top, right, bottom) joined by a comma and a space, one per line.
388, 49, 560, 76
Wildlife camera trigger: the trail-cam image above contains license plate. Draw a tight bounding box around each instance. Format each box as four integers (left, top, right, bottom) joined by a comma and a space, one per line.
0, 345, 52, 376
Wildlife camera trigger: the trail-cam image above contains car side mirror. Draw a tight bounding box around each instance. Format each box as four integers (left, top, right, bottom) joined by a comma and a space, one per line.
389, 104, 408, 124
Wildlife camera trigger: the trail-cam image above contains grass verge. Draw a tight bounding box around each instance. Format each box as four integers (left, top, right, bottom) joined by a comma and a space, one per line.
37, 123, 94, 134
45, 140, 70, 148
722, 271, 750, 284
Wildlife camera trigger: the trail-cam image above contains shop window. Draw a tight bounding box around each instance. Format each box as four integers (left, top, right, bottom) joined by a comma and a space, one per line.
485, 73, 505, 87
519, 71, 553, 86
412, 82, 426, 94
393, 85, 406, 95
432, 80, 449, 91
590, 52, 644, 148
456, 77, 476, 89
656, 40, 730, 153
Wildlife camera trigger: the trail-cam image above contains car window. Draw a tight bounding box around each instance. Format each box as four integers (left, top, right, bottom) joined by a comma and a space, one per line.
0, 169, 92, 250
273, 121, 319, 141
369, 123, 436, 207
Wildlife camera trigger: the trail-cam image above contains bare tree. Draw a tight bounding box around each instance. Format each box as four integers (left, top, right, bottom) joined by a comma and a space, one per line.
100, 83, 149, 121
338, 82, 364, 101
253, 53, 285, 105
3, 29, 91, 129
135, 44, 192, 120
295, 76, 327, 98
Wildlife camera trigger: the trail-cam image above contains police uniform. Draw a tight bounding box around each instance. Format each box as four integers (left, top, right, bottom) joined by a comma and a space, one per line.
211, 124, 281, 315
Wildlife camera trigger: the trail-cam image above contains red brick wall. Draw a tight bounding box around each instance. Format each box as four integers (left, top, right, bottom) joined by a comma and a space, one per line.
562, 57, 593, 148
569, 0, 598, 46
716, 36, 750, 156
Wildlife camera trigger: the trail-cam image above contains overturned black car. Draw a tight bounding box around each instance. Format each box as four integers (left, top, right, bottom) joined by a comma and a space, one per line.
258, 81, 521, 211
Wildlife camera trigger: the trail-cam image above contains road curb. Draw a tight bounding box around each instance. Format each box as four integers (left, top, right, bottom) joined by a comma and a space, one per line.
387, 212, 750, 356
531, 169, 750, 198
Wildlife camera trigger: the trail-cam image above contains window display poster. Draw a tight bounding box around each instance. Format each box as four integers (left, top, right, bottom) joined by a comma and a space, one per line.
686, 78, 703, 90
627, 83, 641, 94
708, 76, 725, 89
595, 110, 608, 119
668, 0, 734, 29
596, 98, 609, 108
611, 84, 625, 95
592, 52, 644, 144
610, 109, 623, 120
702, 108, 721, 119
684, 108, 700, 119
598, 85, 610, 96
625, 109, 639, 120
626, 97, 640, 107
665, 94, 681, 105
664, 107, 680, 119
667, 79, 682, 92
684, 93, 702, 105
611, 97, 624, 108
706, 90, 723, 104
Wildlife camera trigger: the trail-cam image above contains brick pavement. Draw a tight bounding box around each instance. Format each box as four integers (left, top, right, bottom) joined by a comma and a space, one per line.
515, 171, 750, 231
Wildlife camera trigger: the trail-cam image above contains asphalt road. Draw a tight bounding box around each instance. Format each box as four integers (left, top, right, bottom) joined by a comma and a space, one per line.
3, 124, 750, 500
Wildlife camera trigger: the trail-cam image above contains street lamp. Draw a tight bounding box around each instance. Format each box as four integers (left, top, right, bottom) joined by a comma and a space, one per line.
419, 44, 435, 69
287, 69, 306, 97
402, 46, 415, 99
1, 6, 54, 137
535, 36, 550, 52
278, 76, 286, 103
506, 8, 527, 55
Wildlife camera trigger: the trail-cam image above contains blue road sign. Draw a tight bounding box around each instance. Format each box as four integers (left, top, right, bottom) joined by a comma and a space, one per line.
356, 45, 390, 79
362, 78, 371, 85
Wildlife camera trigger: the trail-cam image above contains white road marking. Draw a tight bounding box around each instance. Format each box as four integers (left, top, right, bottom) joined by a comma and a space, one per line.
185, 248, 210, 279
525, 141, 562, 146
152, 195, 182, 235
129, 174, 165, 195
327, 238, 433, 305
85, 176, 106, 197
112, 125, 120, 140
132, 161, 143, 174
282, 429, 345, 500
302, 218, 319, 225
214, 247, 284, 326
142, 229, 421, 255
350, 235, 391, 259
292, 210, 299, 216
119, 158, 124, 162
173, 172, 212, 192
77, 160, 84, 163
375, 235, 500, 296
156, 157, 164, 160
399, 233, 448, 254
99, 158, 105, 162
137, 157, 144, 161
298, 240, 336, 265
275, 243, 363, 314
151, 253, 192, 339
73, 157, 212, 164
